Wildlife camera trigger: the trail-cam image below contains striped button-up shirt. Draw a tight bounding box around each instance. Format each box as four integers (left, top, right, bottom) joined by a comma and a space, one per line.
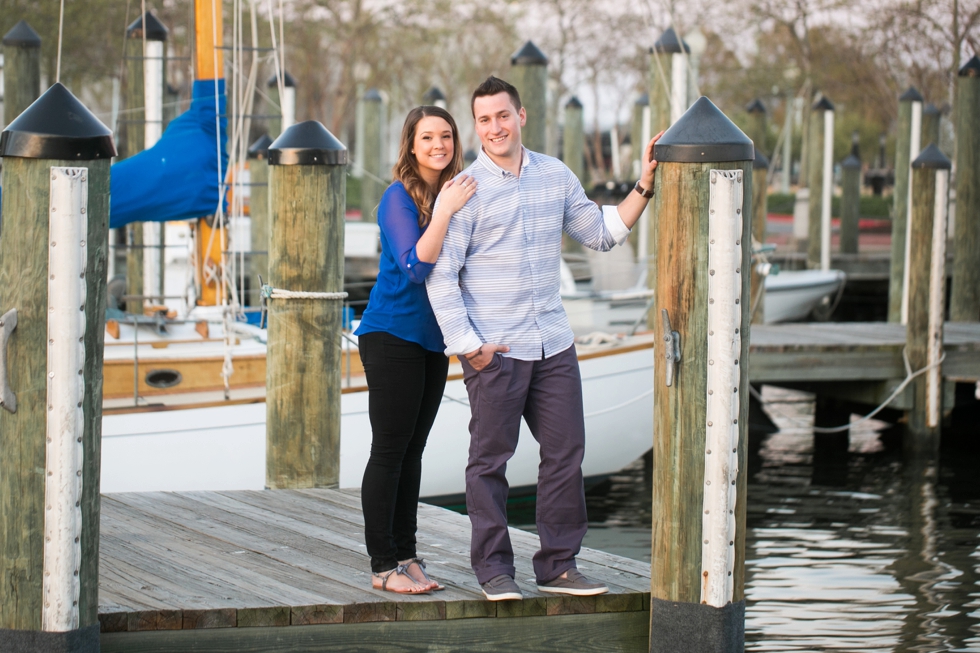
426, 147, 631, 360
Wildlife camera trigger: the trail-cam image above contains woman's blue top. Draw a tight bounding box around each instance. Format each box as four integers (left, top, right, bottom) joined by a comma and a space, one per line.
354, 182, 445, 352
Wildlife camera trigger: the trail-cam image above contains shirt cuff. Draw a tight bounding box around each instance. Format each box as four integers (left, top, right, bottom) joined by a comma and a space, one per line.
444, 331, 484, 359
602, 205, 631, 246
405, 248, 435, 284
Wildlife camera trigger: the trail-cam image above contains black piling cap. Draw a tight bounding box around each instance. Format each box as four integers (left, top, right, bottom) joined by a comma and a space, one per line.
3, 19, 41, 47
911, 143, 951, 170
651, 27, 690, 54
511, 41, 548, 66
422, 86, 446, 104
746, 99, 766, 114
923, 103, 940, 115
247, 133, 273, 160
268, 120, 347, 166
126, 11, 169, 40
753, 146, 769, 170
959, 55, 980, 77
635, 93, 649, 107
899, 86, 924, 102
653, 96, 754, 163
841, 153, 861, 169
363, 88, 383, 102
266, 71, 296, 88
812, 95, 834, 111
566, 96, 583, 110
0, 82, 116, 160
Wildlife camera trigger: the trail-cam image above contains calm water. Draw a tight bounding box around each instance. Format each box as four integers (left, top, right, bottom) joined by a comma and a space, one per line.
508, 387, 980, 652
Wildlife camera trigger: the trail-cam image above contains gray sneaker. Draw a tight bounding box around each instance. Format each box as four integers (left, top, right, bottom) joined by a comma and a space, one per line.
481, 574, 523, 601
536, 569, 608, 596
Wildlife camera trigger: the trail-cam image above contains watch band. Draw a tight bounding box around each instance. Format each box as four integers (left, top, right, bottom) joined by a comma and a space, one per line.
634, 180, 654, 199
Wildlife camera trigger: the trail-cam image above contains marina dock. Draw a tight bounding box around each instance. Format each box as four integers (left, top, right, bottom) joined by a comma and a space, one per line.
97, 488, 651, 653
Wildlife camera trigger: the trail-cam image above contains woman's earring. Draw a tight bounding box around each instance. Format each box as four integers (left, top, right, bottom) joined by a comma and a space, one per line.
411, 150, 415, 154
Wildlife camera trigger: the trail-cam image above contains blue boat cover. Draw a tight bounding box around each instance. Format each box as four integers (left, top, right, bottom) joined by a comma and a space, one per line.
109, 79, 227, 228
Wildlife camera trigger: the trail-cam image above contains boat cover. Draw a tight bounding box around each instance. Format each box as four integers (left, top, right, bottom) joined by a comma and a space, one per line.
109, 79, 227, 228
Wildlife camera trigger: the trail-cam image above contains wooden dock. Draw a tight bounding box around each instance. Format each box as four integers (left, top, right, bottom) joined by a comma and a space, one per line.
97, 488, 651, 653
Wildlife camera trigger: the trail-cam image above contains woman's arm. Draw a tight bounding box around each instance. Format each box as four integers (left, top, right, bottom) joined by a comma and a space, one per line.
415, 175, 476, 264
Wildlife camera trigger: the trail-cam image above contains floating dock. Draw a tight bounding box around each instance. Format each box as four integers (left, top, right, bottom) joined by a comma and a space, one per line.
97, 488, 651, 653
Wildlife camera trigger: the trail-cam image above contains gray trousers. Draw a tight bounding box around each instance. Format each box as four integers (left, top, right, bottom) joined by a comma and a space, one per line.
460, 345, 588, 585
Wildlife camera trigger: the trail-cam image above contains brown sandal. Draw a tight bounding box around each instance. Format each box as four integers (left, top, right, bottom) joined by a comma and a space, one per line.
372, 564, 431, 594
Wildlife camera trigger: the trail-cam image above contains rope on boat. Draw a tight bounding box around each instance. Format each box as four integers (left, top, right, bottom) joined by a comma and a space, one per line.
260, 285, 348, 301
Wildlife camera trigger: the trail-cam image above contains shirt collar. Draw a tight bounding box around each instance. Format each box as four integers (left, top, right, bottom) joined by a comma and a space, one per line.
477, 146, 531, 177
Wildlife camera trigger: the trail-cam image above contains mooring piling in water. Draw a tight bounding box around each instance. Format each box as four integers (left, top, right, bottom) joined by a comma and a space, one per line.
265, 121, 347, 490
889, 86, 924, 324
648, 96, 753, 653
807, 95, 834, 271
648, 27, 689, 137
951, 56, 980, 322
2, 20, 41, 128
751, 147, 769, 325
265, 70, 296, 139
358, 88, 384, 223
0, 82, 114, 653
563, 96, 585, 184
509, 40, 548, 154
247, 133, 273, 291
839, 150, 862, 255
906, 143, 951, 444
421, 85, 446, 108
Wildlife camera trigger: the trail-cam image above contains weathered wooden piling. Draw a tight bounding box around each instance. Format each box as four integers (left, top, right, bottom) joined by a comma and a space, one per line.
631, 94, 650, 179
921, 103, 940, 150
266, 121, 346, 489
358, 88, 384, 222
2, 20, 41, 127
0, 83, 114, 652
649, 97, 752, 653
781, 88, 794, 194
265, 71, 296, 139
509, 41, 548, 154
807, 96, 834, 270
745, 99, 766, 155
648, 27, 689, 136
751, 148, 769, 325
839, 152, 861, 254
247, 133, 273, 289
422, 86, 447, 109
906, 144, 951, 443
951, 56, 980, 322
563, 96, 585, 184
888, 87, 923, 323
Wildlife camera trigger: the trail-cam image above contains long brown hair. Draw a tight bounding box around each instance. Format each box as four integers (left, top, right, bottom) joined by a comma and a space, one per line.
392, 106, 464, 228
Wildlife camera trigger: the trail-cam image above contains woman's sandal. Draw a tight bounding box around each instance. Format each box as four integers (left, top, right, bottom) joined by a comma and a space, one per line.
372, 564, 432, 594
400, 557, 445, 591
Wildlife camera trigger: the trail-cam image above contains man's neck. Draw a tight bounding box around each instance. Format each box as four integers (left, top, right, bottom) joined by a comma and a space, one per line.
484, 147, 523, 177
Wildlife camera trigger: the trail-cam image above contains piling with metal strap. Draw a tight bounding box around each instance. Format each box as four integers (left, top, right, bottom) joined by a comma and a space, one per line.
563, 96, 585, 184
648, 97, 752, 653
2, 20, 41, 127
905, 144, 951, 443
951, 56, 980, 322
0, 83, 114, 652
840, 152, 861, 254
509, 41, 548, 154
266, 121, 346, 489
751, 148, 769, 324
359, 88, 385, 223
648, 27, 689, 136
806, 96, 834, 270
422, 86, 447, 109
888, 87, 924, 323
265, 71, 296, 139
248, 133, 273, 289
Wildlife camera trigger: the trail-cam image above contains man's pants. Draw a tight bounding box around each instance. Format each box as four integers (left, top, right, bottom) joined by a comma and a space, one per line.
460, 345, 588, 585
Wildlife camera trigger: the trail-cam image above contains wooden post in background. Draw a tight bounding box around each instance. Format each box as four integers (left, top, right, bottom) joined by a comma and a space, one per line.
951, 56, 980, 322
807, 96, 834, 270
751, 148, 769, 325
745, 99, 767, 157
509, 40, 548, 154
888, 87, 923, 323
905, 144, 951, 446
921, 103, 941, 150
122, 17, 147, 313
649, 97, 752, 653
247, 133, 273, 295
359, 88, 384, 223
563, 96, 585, 184
839, 151, 861, 254
265, 70, 296, 139
1, 20, 41, 128
648, 27, 689, 137
630, 94, 650, 257
266, 121, 347, 490
0, 82, 114, 652
422, 86, 447, 109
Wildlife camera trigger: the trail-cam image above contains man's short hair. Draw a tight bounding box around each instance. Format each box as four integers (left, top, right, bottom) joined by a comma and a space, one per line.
471, 76, 522, 117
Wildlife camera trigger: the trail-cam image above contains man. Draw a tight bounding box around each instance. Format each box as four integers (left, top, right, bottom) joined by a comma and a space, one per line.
426, 76, 661, 601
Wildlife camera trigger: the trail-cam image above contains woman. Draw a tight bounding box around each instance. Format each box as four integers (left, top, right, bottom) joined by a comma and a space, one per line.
355, 106, 476, 594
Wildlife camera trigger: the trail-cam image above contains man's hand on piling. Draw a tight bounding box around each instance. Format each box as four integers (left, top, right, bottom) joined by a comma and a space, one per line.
463, 343, 510, 371
640, 130, 664, 190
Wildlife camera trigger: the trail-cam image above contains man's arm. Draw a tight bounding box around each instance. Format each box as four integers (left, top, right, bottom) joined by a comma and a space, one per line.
615, 131, 663, 230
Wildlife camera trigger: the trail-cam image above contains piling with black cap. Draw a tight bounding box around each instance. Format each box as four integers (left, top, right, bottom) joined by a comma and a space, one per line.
422, 86, 446, 109
807, 95, 834, 270
751, 148, 769, 324
921, 104, 941, 151
906, 144, 951, 445
631, 94, 650, 179
2, 20, 41, 127
648, 96, 752, 653
247, 133, 273, 288
563, 96, 585, 184
358, 88, 385, 222
265, 70, 296, 139
840, 151, 862, 254
0, 82, 114, 652
888, 86, 924, 323
744, 99, 767, 155
266, 121, 347, 489
951, 56, 980, 322
509, 40, 548, 154
648, 28, 689, 136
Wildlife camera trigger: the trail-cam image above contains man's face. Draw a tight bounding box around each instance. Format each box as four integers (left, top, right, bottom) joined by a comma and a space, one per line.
473, 92, 526, 162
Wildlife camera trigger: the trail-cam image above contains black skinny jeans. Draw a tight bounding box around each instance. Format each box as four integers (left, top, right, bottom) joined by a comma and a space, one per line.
358, 331, 449, 573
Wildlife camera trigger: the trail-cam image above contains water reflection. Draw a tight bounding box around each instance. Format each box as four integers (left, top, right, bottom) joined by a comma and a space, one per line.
514, 387, 980, 652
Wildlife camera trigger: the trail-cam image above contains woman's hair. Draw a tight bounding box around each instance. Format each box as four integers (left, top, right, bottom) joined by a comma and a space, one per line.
392, 105, 464, 228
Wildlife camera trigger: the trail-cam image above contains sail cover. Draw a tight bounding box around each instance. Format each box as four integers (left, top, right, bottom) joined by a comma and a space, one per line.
109, 79, 227, 228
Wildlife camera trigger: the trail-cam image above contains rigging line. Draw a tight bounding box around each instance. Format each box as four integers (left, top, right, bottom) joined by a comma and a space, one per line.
55, 0, 65, 83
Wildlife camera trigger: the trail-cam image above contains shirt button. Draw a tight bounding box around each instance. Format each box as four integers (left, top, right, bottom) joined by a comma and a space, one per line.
407, 264, 412, 268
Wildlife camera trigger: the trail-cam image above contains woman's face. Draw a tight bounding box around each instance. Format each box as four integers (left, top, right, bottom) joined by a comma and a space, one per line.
413, 116, 455, 176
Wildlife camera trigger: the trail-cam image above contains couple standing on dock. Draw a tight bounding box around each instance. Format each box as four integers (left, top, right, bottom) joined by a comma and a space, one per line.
354, 76, 662, 600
